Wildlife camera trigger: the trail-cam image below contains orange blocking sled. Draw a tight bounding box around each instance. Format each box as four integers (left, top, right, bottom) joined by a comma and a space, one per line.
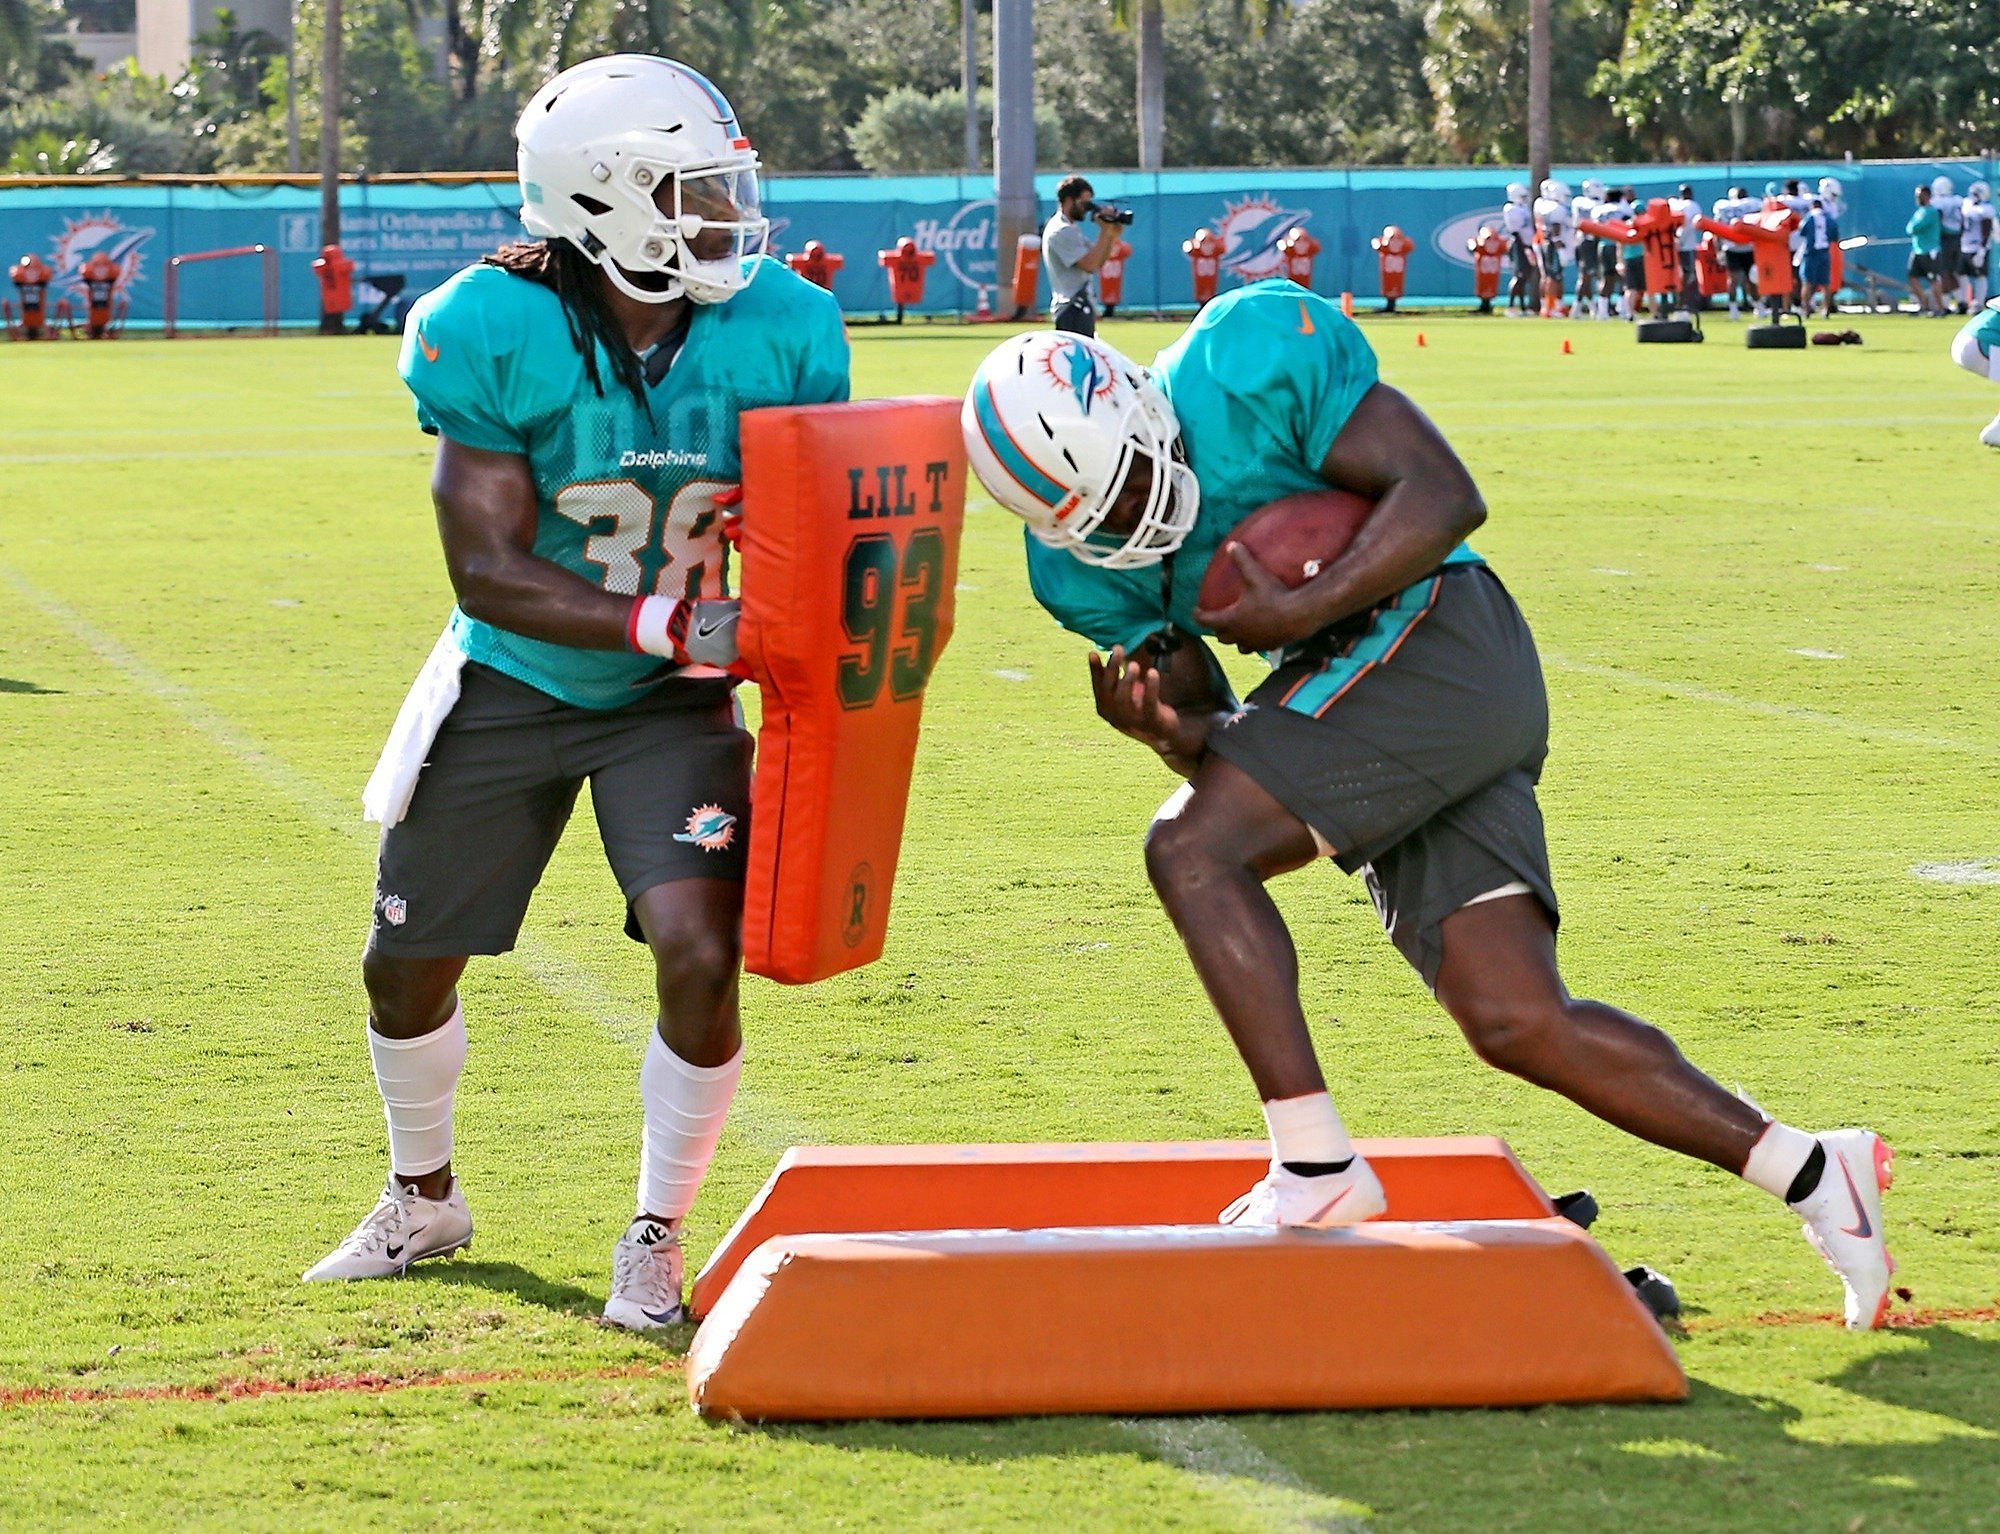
735, 399, 966, 983
690, 1136, 1553, 1316
687, 1219, 1687, 1420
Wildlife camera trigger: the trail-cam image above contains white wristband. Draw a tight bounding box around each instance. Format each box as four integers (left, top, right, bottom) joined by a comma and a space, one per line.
629, 594, 681, 659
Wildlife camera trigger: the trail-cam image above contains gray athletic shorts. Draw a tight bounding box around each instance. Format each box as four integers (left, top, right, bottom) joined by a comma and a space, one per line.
1206, 565, 1557, 988
370, 663, 752, 959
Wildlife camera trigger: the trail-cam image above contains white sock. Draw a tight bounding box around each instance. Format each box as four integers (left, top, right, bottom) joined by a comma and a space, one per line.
1741, 1118, 1818, 1202
1262, 1092, 1354, 1167
638, 1031, 742, 1222
368, 1004, 467, 1180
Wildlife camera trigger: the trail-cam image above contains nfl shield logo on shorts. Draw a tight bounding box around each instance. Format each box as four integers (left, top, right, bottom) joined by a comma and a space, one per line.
379, 894, 408, 927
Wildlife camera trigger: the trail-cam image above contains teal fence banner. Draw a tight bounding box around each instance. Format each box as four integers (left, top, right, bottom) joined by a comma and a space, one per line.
2, 159, 1992, 329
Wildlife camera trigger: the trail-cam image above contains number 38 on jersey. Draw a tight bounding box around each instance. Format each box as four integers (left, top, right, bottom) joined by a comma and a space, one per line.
553, 478, 733, 601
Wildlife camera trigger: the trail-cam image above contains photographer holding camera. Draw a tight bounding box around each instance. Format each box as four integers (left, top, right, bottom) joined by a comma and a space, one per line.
1042, 175, 1133, 336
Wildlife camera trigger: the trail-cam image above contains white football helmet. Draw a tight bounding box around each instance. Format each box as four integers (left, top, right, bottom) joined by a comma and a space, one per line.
516, 54, 768, 306
1581, 178, 1606, 199
1506, 182, 1530, 206
1540, 178, 1571, 204
962, 332, 1199, 569
1969, 181, 1992, 204
1932, 174, 1956, 198
1818, 176, 1844, 201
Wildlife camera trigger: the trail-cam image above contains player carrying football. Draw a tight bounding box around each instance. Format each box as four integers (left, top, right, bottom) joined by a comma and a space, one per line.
961, 289, 1897, 1328
303, 56, 850, 1329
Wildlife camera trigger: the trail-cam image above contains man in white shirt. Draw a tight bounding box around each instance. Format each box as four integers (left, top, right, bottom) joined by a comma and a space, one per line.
1669, 182, 1704, 313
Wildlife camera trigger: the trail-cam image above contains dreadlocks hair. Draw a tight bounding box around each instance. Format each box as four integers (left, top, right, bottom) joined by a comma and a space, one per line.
483, 238, 649, 404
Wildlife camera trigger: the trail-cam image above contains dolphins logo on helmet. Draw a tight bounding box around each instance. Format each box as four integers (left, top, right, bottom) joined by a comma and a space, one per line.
963, 332, 1199, 570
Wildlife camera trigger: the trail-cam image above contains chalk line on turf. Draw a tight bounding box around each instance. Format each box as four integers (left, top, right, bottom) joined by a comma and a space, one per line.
1118, 1417, 1372, 1532
1544, 654, 1999, 758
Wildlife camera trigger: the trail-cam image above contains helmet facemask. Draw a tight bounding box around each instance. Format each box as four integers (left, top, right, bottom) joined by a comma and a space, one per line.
1037, 387, 1200, 570
585, 156, 768, 305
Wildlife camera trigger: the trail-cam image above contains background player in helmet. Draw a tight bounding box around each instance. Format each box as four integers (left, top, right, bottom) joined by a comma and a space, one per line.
1713, 186, 1760, 318
1570, 179, 1603, 319
1533, 178, 1573, 317
1957, 182, 1993, 311
303, 56, 851, 1333
1596, 184, 1632, 318
1501, 183, 1538, 315
1932, 175, 1965, 311
960, 291, 1897, 1330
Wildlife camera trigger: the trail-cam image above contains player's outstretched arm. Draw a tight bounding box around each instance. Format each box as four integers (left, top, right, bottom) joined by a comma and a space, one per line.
1088, 632, 1235, 777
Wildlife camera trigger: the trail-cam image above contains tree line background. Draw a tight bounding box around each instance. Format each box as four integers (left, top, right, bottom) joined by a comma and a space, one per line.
0, 0, 1992, 178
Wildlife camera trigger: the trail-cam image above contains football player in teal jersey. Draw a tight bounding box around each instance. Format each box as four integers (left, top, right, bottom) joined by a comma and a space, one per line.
963, 290, 1897, 1328
304, 56, 850, 1332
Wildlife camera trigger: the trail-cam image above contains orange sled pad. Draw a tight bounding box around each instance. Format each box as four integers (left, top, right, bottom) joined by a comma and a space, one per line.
690, 1136, 1553, 1318
687, 1220, 1688, 1420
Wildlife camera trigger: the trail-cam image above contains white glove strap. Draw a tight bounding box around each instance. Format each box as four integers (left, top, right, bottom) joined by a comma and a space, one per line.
628, 595, 681, 659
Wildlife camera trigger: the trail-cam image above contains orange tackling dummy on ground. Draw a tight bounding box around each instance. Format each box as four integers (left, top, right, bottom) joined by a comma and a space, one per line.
1372, 225, 1415, 309
685, 1138, 1688, 1419
785, 240, 844, 291
1184, 226, 1223, 306
735, 398, 966, 983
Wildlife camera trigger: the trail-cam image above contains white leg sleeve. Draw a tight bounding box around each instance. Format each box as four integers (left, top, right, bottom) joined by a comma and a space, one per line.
368, 1003, 468, 1179
638, 1032, 742, 1222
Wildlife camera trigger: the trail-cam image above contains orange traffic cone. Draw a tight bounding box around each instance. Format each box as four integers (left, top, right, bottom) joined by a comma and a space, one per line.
1561, 338, 1573, 355
1417, 332, 1427, 348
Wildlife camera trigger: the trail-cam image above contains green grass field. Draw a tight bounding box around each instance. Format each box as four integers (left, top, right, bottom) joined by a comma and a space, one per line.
2, 311, 1997, 1531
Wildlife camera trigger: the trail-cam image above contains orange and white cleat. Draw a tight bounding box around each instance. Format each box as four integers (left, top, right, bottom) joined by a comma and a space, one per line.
1794, 1129, 1896, 1329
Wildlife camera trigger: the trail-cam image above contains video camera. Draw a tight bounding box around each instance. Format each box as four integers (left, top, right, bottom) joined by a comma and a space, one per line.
1082, 199, 1137, 227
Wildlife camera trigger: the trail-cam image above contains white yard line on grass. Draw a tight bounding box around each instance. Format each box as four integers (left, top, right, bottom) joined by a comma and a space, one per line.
5, 557, 1351, 1517
1, 447, 425, 466
1118, 1417, 1372, 1532
1544, 654, 2000, 759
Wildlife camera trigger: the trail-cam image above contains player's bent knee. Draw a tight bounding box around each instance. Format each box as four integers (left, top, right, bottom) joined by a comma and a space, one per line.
1143, 812, 1218, 904
648, 919, 742, 1001
360, 948, 461, 1039
1449, 993, 1566, 1080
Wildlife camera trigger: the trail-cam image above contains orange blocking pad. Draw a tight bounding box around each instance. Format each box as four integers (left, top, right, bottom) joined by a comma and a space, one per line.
736, 398, 966, 984
688, 1220, 1688, 1420
689, 1137, 1553, 1318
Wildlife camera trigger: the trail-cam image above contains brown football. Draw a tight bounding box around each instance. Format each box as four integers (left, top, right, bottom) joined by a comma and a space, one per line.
1196, 487, 1377, 611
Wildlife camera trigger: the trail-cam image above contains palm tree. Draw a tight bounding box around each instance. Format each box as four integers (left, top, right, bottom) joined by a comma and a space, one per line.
1114, 0, 1286, 172
0, 0, 40, 76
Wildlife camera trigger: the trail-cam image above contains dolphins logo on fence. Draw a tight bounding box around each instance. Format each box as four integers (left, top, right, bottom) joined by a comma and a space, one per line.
49, 213, 153, 295
1215, 195, 1311, 282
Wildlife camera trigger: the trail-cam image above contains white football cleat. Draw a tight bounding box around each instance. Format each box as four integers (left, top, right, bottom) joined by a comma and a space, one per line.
1979, 414, 2000, 448
1794, 1129, 1896, 1330
1219, 1157, 1387, 1228
302, 1176, 473, 1282
603, 1216, 686, 1331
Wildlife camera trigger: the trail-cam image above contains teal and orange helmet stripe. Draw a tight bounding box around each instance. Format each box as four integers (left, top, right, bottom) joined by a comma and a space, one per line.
969, 378, 1067, 508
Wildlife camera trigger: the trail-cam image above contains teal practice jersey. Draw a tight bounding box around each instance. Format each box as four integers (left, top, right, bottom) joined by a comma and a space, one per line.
1024, 280, 1480, 656
398, 253, 850, 709
1960, 304, 2000, 356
